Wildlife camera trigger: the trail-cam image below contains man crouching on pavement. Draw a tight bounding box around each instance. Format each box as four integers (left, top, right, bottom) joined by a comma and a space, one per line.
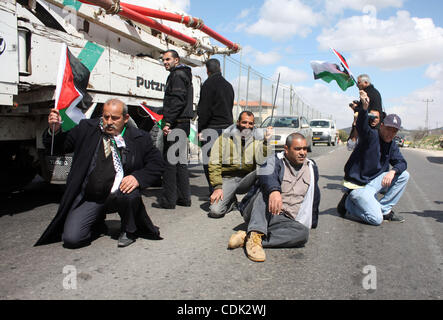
228, 133, 320, 262
337, 90, 409, 225
35, 99, 165, 249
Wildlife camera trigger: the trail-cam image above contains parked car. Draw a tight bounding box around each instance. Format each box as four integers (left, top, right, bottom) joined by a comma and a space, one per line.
310, 119, 338, 146
261, 115, 313, 152
394, 136, 405, 147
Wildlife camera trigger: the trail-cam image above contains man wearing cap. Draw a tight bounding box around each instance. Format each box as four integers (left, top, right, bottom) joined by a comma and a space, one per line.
337, 90, 409, 225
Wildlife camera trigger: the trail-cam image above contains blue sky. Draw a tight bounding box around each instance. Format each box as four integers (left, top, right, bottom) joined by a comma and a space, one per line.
136, 0, 443, 129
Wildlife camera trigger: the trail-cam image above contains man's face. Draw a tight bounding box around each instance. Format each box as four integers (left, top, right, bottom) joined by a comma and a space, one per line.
102, 103, 129, 136
285, 138, 308, 166
162, 52, 179, 71
237, 114, 255, 132
369, 110, 381, 128
357, 78, 369, 90
379, 124, 398, 143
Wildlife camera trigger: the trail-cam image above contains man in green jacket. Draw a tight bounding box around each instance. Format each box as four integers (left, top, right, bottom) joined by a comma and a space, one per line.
208, 111, 272, 218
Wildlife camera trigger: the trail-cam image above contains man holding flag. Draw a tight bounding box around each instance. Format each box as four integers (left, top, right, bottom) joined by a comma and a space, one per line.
35, 44, 165, 248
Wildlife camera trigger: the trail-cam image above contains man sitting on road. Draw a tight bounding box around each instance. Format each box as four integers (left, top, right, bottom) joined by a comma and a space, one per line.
228, 133, 320, 262
337, 90, 409, 225
207, 111, 272, 219
35, 99, 165, 249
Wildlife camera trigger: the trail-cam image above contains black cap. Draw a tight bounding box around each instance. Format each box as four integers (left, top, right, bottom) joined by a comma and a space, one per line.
383, 114, 402, 130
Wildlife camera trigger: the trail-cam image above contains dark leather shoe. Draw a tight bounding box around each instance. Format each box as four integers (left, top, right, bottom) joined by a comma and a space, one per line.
118, 232, 136, 248
176, 199, 192, 207
152, 197, 176, 209
337, 192, 349, 217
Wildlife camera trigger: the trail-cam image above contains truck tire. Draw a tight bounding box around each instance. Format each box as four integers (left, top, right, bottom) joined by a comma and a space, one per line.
0, 142, 37, 193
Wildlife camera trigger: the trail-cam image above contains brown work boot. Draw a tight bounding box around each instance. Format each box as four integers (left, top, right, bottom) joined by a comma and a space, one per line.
228, 230, 247, 249
246, 232, 266, 262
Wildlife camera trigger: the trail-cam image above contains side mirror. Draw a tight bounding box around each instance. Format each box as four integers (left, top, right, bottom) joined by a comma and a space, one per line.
301, 124, 310, 129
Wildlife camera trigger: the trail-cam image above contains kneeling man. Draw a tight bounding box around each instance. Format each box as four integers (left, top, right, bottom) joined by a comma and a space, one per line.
35, 99, 164, 248
337, 90, 409, 225
228, 133, 320, 262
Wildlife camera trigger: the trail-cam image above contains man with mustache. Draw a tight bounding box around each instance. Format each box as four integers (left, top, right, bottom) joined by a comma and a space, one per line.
35, 99, 164, 248
228, 133, 320, 262
207, 111, 272, 219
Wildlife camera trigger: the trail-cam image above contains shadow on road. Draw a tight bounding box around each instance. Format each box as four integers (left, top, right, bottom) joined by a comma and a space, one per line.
323, 183, 343, 190
0, 180, 64, 217
435, 201, 443, 205
320, 175, 343, 182
407, 210, 443, 223
427, 157, 443, 165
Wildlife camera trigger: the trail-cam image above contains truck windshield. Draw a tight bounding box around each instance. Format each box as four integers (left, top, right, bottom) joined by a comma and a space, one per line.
310, 121, 330, 128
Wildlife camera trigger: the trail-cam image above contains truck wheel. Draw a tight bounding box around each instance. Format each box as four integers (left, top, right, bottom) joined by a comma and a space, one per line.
0, 142, 37, 193
327, 137, 331, 146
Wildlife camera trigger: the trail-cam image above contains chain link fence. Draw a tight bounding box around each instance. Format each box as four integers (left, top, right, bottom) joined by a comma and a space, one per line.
217, 54, 334, 126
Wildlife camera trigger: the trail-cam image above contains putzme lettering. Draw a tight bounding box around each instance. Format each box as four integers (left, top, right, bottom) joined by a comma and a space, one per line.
136, 76, 166, 92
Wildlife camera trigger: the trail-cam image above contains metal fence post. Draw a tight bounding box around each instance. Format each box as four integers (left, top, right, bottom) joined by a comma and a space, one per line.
245, 66, 250, 111
259, 76, 263, 124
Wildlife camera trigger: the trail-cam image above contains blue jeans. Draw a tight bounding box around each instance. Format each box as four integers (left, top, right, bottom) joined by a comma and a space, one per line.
345, 171, 410, 226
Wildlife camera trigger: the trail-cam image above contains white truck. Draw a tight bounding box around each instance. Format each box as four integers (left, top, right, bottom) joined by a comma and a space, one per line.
310, 119, 338, 146
0, 0, 239, 192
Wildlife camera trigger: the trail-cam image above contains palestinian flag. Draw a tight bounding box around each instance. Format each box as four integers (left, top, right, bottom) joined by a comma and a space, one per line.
189, 122, 200, 147
310, 61, 355, 91
331, 48, 356, 83
55, 43, 91, 131
139, 103, 164, 128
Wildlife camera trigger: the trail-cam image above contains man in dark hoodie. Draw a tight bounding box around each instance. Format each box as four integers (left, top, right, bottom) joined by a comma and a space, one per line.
197, 58, 235, 195
156, 50, 194, 209
337, 90, 409, 226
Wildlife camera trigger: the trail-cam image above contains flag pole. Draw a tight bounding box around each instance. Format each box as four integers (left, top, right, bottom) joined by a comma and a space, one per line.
270, 73, 281, 124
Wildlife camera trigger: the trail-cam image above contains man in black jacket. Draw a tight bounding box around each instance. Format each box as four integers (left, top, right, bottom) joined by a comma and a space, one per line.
35, 99, 164, 248
156, 50, 193, 209
229, 133, 320, 262
197, 59, 235, 195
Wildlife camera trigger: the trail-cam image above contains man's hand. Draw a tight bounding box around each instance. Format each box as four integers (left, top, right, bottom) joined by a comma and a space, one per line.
360, 90, 370, 110
120, 175, 140, 194
382, 170, 396, 188
268, 191, 282, 216
210, 189, 223, 204
264, 126, 273, 141
48, 108, 62, 134
163, 125, 171, 136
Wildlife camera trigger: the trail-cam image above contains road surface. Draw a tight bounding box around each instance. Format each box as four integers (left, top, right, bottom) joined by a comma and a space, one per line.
0, 145, 442, 300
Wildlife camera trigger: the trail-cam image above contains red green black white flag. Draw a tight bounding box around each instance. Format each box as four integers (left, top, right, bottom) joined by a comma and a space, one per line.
54, 43, 91, 131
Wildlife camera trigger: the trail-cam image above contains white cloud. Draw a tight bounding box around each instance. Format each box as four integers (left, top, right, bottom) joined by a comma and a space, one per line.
274, 66, 309, 83
255, 51, 282, 65
324, 0, 403, 15
317, 11, 443, 70
247, 0, 321, 40
389, 63, 443, 130
237, 8, 253, 20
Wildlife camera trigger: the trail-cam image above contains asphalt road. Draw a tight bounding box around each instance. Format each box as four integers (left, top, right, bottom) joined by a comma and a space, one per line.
0, 145, 442, 300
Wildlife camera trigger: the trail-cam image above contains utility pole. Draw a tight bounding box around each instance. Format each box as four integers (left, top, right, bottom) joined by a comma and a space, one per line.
424, 99, 434, 135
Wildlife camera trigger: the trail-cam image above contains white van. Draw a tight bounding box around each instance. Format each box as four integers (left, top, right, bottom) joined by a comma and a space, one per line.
310, 119, 338, 146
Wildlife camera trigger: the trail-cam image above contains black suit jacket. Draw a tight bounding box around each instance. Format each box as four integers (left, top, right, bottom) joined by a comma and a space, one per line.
35, 118, 165, 246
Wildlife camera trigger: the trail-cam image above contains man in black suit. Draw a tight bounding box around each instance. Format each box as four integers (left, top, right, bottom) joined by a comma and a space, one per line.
35, 99, 164, 248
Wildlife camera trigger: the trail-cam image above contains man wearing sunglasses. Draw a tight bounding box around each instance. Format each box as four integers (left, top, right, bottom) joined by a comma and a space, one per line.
227, 133, 320, 262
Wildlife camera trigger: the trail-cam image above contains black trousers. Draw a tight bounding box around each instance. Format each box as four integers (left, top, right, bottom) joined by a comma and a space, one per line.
162, 122, 191, 205
62, 190, 143, 248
